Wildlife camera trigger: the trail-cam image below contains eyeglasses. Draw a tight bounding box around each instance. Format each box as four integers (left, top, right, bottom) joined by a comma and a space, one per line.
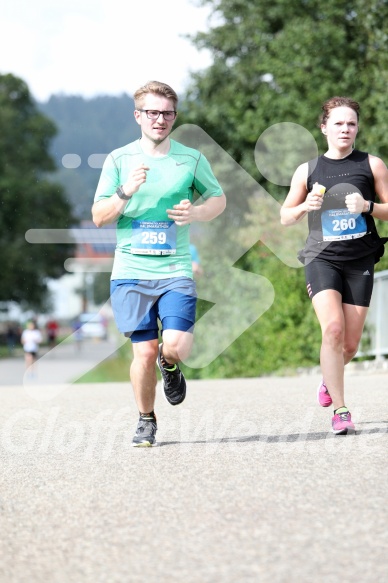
138, 109, 177, 121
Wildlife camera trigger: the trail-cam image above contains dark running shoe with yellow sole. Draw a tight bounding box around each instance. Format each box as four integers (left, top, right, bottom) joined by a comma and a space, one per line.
132, 414, 158, 447
157, 344, 186, 406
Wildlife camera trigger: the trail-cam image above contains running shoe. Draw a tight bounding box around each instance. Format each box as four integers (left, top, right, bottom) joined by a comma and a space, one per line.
157, 344, 186, 406
132, 414, 158, 447
332, 408, 355, 435
317, 380, 332, 407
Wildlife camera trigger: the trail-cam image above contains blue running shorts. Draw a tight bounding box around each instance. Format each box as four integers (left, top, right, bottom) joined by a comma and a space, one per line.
110, 277, 197, 342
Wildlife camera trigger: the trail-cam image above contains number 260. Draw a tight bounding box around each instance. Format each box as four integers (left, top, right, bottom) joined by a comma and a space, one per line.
333, 218, 356, 231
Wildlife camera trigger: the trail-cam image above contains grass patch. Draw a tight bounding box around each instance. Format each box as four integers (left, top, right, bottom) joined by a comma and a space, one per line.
75, 342, 132, 383
73, 337, 206, 383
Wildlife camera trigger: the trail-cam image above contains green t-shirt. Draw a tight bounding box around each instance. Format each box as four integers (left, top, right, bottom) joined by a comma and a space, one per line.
94, 139, 223, 280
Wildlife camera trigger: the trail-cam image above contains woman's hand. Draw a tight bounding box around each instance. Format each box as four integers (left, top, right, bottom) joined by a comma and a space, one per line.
305, 182, 326, 212
345, 192, 366, 214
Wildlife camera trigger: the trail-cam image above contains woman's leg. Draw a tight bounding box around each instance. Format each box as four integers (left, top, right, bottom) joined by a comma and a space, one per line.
312, 291, 369, 410
312, 289, 347, 411
342, 302, 369, 364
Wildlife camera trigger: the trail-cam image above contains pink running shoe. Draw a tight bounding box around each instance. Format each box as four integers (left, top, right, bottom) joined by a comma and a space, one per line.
317, 380, 332, 407
332, 409, 355, 435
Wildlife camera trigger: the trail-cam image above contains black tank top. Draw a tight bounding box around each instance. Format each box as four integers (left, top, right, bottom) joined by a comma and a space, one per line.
299, 150, 385, 263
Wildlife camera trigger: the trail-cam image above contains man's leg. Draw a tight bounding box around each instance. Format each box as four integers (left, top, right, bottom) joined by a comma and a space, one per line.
158, 328, 194, 406
160, 328, 194, 365
130, 338, 159, 414
130, 338, 159, 447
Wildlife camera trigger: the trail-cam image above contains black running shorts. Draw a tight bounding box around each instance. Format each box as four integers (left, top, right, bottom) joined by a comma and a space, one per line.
304, 254, 375, 306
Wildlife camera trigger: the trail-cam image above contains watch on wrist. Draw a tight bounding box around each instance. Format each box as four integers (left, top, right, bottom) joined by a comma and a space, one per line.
365, 200, 374, 215
116, 185, 132, 200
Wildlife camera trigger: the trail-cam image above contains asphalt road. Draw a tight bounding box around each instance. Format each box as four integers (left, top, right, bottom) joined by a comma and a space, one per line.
0, 347, 387, 583
0, 336, 121, 387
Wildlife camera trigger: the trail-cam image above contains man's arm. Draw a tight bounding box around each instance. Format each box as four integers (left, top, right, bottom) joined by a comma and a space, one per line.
92, 164, 149, 227
92, 195, 129, 228
167, 194, 226, 226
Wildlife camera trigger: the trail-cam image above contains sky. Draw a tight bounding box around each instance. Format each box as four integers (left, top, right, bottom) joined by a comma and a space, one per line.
0, 0, 214, 102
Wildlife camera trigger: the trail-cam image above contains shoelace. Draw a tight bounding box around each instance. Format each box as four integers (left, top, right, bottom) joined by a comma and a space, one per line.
137, 418, 157, 435
339, 412, 350, 421
161, 365, 181, 385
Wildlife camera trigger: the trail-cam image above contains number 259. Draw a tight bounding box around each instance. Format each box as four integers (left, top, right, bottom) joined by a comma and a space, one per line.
141, 231, 167, 244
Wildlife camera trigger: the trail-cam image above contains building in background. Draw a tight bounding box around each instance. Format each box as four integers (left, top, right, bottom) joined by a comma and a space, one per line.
48, 221, 116, 320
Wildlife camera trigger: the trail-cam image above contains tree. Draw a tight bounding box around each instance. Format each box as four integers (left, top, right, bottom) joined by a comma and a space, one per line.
39, 94, 141, 219
0, 73, 77, 309
175, 0, 388, 377
186, 0, 388, 180
93, 271, 111, 306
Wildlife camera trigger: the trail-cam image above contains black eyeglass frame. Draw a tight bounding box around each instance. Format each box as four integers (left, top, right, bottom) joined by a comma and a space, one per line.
138, 109, 177, 120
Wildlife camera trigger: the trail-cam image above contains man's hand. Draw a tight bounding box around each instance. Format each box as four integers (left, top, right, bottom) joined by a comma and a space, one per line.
167, 195, 226, 225
167, 199, 194, 226
122, 164, 149, 197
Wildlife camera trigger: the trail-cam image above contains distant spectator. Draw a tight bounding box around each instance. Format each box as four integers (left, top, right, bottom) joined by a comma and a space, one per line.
72, 318, 83, 351
46, 318, 59, 348
190, 243, 204, 278
6, 325, 18, 355
21, 320, 43, 376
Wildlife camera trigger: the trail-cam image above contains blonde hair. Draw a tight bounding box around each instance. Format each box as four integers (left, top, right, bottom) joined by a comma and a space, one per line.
134, 81, 178, 110
320, 96, 360, 126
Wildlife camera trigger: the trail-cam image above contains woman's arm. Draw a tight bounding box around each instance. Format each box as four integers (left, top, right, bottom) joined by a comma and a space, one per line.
280, 163, 309, 226
369, 155, 388, 220
280, 163, 327, 226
